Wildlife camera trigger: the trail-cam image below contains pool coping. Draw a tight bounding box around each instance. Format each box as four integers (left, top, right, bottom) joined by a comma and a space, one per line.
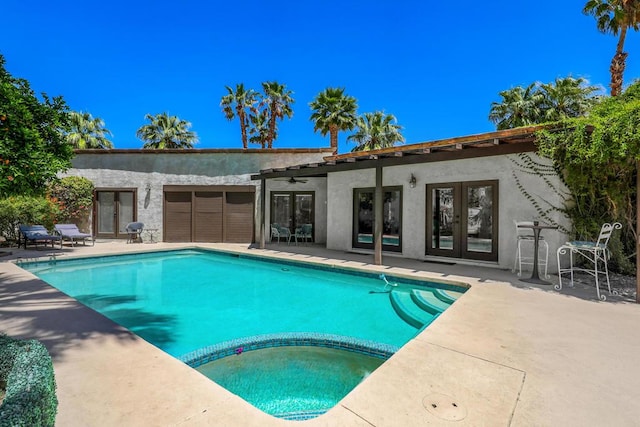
2, 241, 639, 426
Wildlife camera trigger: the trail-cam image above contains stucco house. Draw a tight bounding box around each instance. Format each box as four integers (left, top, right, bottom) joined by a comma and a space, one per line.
66, 125, 568, 272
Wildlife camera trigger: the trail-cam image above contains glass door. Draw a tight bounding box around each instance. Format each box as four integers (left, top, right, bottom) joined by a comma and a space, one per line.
353, 187, 402, 251
270, 192, 315, 241
426, 184, 460, 257
95, 190, 136, 239
426, 181, 497, 261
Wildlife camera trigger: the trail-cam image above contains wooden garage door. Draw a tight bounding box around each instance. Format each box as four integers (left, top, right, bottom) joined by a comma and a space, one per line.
194, 192, 223, 242
225, 192, 254, 243
164, 192, 192, 242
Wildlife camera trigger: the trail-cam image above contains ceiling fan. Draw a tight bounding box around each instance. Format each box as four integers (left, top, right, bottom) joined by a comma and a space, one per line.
275, 177, 308, 184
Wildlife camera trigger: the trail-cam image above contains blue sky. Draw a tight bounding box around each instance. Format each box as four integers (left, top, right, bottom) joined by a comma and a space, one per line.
3, 0, 639, 153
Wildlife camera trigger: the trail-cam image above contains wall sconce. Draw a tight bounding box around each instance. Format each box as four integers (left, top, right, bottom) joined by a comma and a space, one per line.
145, 184, 151, 193
409, 174, 417, 188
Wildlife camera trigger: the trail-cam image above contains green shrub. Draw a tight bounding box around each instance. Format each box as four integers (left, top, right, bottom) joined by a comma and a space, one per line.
0, 196, 60, 244
0, 335, 57, 427
47, 176, 94, 229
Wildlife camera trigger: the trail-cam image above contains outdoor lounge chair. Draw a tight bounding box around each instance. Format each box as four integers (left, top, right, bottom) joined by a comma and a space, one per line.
54, 224, 94, 246
18, 224, 62, 249
125, 222, 144, 243
556, 222, 622, 301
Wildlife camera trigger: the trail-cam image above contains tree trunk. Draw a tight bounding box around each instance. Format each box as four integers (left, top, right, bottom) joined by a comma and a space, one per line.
329, 124, 338, 154
238, 110, 248, 149
268, 101, 277, 149
610, 31, 628, 97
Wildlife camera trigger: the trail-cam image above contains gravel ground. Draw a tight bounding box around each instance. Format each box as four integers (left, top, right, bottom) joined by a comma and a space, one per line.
567, 271, 638, 301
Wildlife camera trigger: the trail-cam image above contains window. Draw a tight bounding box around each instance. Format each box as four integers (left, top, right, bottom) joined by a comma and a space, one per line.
270, 192, 314, 241
353, 187, 402, 252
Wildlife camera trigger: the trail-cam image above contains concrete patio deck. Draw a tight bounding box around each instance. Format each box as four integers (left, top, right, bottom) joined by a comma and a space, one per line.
1, 241, 639, 426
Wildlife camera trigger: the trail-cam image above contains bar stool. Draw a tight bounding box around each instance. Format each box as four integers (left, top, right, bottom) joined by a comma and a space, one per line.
513, 221, 549, 278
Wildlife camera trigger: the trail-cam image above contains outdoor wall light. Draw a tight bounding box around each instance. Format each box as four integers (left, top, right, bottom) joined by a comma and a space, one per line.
145, 184, 151, 193
409, 174, 417, 188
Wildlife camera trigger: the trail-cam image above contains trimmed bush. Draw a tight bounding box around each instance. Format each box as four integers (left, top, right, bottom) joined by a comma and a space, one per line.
0, 335, 57, 427
0, 196, 60, 244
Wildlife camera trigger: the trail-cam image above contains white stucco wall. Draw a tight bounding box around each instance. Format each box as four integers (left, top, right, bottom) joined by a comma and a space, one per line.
65, 151, 331, 242
326, 153, 570, 272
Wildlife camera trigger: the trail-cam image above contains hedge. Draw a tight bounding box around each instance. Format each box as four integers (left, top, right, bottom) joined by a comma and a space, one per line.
0, 335, 57, 426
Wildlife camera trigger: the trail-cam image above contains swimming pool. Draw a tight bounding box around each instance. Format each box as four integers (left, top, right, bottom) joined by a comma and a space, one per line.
20, 249, 465, 418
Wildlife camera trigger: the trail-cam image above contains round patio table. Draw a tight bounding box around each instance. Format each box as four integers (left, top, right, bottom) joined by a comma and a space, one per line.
517, 222, 557, 285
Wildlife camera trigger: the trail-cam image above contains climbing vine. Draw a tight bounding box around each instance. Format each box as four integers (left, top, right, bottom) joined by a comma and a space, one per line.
509, 153, 570, 233
534, 82, 640, 274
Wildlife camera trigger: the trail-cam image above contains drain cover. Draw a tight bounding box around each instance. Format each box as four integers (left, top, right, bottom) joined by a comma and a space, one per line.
423, 393, 467, 421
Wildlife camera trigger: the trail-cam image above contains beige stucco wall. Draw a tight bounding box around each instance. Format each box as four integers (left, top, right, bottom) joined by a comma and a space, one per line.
65, 151, 331, 242
326, 153, 570, 272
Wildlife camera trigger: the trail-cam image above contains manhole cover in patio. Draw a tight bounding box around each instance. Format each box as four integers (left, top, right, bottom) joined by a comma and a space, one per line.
423, 393, 467, 421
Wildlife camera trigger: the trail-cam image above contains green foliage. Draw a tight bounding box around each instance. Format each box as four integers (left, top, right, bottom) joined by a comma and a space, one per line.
222, 81, 294, 149
510, 153, 570, 233
220, 84, 257, 149
309, 87, 358, 152
66, 111, 113, 149
489, 77, 601, 130
348, 111, 405, 151
47, 176, 94, 225
137, 112, 198, 149
535, 81, 640, 274
0, 54, 74, 197
0, 196, 59, 243
0, 335, 57, 427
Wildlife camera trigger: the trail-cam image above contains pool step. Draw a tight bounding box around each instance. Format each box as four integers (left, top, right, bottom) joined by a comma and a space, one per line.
433, 288, 464, 304
410, 290, 446, 315
412, 290, 450, 313
389, 291, 441, 329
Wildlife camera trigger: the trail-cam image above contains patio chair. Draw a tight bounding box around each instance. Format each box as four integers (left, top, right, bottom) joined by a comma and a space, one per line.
125, 222, 144, 243
18, 224, 62, 249
271, 224, 292, 244
54, 224, 94, 246
556, 222, 622, 301
512, 220, 549, 278
294, 223, 313, 245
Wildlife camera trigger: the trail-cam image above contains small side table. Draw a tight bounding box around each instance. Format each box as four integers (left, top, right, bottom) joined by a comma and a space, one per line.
517, 223, 557, 285
145, 228, 159, 244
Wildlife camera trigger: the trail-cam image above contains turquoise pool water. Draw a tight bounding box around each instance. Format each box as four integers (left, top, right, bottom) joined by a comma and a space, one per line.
197, 346, 384, 420
21, 249, 463, 419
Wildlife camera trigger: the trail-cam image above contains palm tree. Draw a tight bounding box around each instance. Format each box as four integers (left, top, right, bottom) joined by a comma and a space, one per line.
309, 87, 358, 154
260, 81, 294, 148
539, 77, 602, 121
136, 113, 198, 149
347, 111, 405, 152
583, 0, 640, 96
220, 83, 257, 149
66, 111, 113, 149
488, 83, 544, 130
248, 108, 270, 148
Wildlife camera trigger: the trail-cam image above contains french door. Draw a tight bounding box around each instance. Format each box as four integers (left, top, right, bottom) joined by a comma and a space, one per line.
426, 181, 497, 261
95, 190, 136, 239
353, 187, 402, 252
270, 192, 314, 241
